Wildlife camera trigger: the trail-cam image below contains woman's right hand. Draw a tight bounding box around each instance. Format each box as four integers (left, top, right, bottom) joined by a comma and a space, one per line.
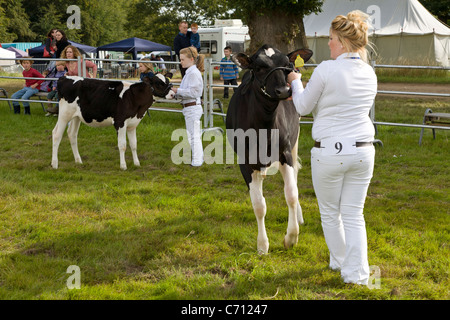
287, 71, 301, 84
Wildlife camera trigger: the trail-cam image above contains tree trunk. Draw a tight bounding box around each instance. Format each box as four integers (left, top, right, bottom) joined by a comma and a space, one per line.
247, 10, 309, 54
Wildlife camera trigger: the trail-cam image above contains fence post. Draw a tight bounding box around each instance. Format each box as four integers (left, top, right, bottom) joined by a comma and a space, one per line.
203, 58, 210, 128
208, 58, 214, 128
77, 56, 82, 76
82, 54, 87, 78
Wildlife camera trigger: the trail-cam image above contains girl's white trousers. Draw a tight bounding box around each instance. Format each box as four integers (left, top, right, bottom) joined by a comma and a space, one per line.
311, 146, 375, 285
182, 105, 204, 166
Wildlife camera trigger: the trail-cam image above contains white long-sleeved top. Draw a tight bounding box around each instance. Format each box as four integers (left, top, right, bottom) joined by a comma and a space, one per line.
291, 52, 377, 142
176, 64, 203, 105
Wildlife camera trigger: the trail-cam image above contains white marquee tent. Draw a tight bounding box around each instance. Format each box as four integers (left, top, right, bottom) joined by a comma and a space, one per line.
303, 0, 450, 66
0, 47, 16, 66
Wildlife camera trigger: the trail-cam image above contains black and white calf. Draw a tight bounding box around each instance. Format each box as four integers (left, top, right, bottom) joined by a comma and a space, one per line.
52, 74, 175, 170
226, 45, 313, 254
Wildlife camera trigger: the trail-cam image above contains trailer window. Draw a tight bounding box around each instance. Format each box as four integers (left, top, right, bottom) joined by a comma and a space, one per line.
226, 41, 244, 53
200, 40, 217, 54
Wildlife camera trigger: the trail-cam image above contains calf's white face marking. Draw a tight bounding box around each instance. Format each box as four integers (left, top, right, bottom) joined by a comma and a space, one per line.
264, 48, 276, 57
156, 74, 166, 82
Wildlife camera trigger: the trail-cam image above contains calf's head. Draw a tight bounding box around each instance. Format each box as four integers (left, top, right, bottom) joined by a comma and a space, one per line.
142, 73, 176, 99
233, 45, 313, 100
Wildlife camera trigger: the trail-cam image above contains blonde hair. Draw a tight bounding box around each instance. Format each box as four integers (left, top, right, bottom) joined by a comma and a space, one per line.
139, 57, 154, 73
61, 45, 82, 59
331, 10, 374, 62
180, 46, 204, 72
55, 60, 66, 67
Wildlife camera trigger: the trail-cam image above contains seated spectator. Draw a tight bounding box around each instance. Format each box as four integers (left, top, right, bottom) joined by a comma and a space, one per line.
61, 45, 97, 78
47, 29, 69, 70
11, 58, 44, 115
138, 58, 155, 81
39, 61, 67, 116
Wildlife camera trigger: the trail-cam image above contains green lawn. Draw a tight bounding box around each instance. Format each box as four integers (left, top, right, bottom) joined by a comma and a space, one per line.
0, 78, 448, 300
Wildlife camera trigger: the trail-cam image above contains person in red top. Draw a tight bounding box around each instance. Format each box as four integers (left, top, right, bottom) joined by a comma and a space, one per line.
11, 58, 44, 114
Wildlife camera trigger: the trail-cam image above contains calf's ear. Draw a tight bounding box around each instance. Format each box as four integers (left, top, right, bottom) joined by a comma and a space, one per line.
287, 48, 313, 63
232, 53, 252, 69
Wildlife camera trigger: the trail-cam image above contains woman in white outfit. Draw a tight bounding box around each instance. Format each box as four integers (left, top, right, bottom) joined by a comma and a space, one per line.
288, 10, 377, 285
172, 46, 205, 167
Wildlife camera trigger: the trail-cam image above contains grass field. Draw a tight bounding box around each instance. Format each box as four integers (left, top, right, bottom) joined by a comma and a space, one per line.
0, 77, 448, 300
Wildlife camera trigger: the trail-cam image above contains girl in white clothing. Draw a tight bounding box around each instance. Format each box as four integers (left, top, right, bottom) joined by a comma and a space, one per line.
288, 11, 377, 285
172, 46, 205, 166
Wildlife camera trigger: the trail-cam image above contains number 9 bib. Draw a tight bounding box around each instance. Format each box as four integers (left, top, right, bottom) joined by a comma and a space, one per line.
320, 137, 357, 156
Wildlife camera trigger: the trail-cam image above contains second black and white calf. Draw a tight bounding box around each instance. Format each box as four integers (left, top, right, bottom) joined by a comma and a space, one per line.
52, 74, 175, 170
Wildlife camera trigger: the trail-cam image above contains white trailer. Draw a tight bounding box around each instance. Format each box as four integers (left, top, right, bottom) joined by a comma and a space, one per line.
197, 20, 250, 62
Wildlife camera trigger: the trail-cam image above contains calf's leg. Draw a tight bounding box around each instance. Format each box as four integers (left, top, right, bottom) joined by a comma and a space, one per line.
66, 117, 82, 164
52, 119, 69, 169
117, 127, 128, 170
279, 163, 300, 249
249, 170, 269, 254
126, 126, 140, 167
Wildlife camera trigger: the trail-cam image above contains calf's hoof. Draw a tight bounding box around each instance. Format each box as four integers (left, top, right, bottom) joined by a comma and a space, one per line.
283, 234, 298, 249
257, 239, 269, 255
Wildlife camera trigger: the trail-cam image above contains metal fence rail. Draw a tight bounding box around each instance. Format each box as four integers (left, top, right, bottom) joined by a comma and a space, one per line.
1, 56, 449, 134
203, 59, 449, 133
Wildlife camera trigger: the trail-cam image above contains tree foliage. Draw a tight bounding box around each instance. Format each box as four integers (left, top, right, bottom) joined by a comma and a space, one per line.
227, 0, 323, 53
2, 0, 446, 51
4, 0, 36, 41
126, 0, 233, 46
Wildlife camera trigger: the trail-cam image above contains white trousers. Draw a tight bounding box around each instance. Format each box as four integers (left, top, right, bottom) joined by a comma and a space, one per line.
182, 105, 204, 166
311, 146, 375, 285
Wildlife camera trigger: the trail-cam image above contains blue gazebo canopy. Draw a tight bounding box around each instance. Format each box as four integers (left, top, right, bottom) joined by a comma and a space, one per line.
96, 37, 172, 60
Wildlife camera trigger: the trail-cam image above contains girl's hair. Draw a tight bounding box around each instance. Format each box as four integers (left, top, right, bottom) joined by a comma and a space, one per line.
180, 46, 205, 72
46, 28, 57, 38
139, 57, 154, 73
61, 45, 82, 59
55, 29, 68, 42
331, 10, 374, 62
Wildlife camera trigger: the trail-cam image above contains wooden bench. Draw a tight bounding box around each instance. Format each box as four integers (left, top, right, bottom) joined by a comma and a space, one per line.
419, 108, 450, 145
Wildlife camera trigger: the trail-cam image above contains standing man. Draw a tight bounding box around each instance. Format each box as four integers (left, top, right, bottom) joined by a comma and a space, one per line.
174, 21, 191, 77
220, 46, 239, 99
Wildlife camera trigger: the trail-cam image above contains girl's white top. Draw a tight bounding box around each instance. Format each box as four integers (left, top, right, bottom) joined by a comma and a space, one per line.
176, 65, 203, 105
291, 52, 377, 142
